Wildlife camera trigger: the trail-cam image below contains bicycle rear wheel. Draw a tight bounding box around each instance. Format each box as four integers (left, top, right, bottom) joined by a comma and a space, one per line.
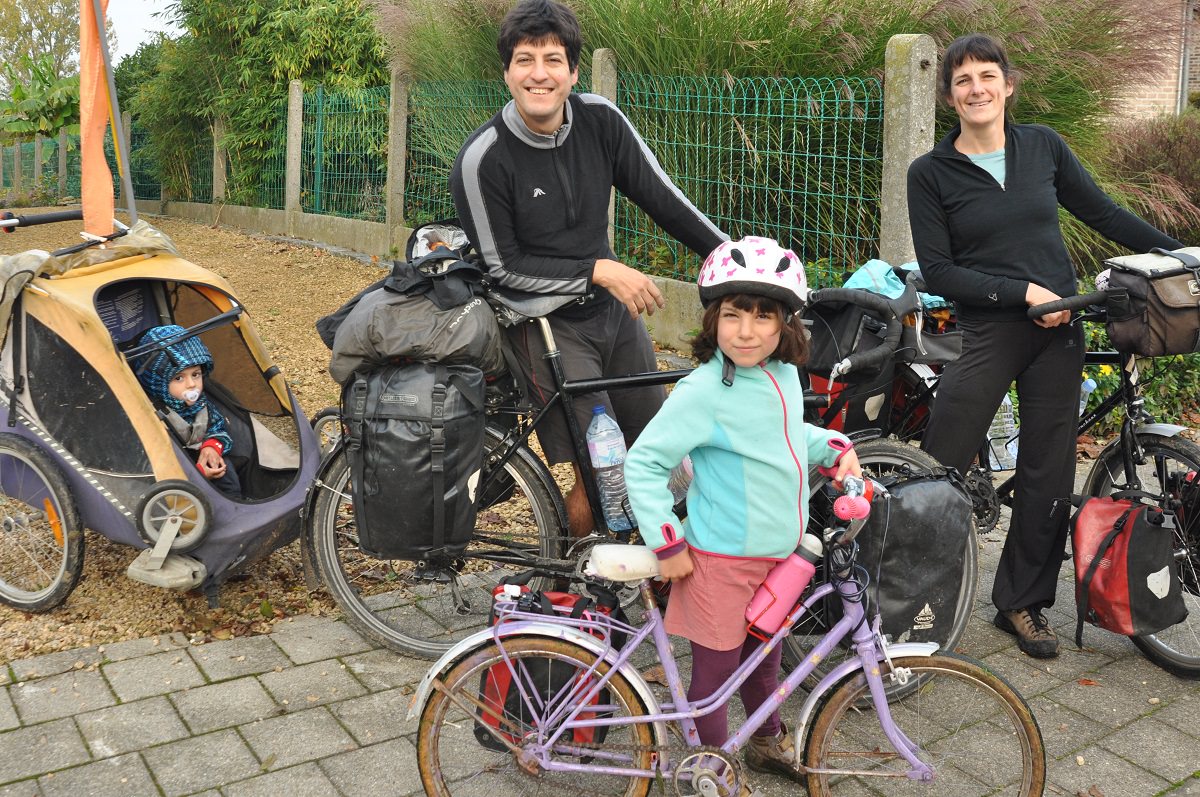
783, 438, 978, 697
306, 426, 568, 658
416, 637, 654, 797
1083, 432, 1200, 678
804, 652, 1045, 796
0, 434, 84, 611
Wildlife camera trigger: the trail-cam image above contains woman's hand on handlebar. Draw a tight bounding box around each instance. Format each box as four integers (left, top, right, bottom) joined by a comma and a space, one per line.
1025, 283, 1070, 328
593, 258, 665, 319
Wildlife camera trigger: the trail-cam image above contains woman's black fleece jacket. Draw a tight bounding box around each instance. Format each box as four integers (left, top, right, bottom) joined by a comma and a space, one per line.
906, 122, 1182, 321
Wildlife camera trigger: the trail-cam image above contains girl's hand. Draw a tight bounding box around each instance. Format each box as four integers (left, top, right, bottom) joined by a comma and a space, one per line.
657, 548, 693, 582
834, 449, 862, 483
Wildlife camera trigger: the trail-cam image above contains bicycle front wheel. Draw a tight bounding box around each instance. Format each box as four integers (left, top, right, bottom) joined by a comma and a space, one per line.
1083, 432, 1200, 678
416, 637, 654, 797
783, 438, 978, 697
0, 434, 84, 611
805, 653, 1046, 796
306, 426, 568, 658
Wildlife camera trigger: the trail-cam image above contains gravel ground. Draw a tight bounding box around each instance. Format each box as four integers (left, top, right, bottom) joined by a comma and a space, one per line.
0, 208, 382, 663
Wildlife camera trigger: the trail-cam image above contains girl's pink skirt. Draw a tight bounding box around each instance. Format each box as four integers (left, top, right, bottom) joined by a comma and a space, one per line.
664, 547, 776, 651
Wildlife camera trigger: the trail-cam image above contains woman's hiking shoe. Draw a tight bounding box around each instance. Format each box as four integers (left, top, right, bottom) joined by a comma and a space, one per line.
994, 608, 1059, 659
744, 724, 804, 783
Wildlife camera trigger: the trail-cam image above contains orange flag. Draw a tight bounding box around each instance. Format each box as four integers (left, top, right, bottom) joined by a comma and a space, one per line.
79, 0, 113, 236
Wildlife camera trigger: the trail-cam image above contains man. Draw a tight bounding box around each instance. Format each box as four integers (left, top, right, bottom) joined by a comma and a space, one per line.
451, 0, 727, 537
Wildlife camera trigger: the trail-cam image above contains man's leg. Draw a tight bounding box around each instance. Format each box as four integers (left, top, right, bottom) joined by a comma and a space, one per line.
567, 462, 595, 537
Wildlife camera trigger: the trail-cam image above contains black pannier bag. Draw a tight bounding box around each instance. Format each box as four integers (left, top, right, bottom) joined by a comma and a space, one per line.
854, 468, 974, 646
342, 362, 485, 560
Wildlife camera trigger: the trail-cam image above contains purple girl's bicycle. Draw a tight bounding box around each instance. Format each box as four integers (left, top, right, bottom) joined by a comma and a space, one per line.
408, 481, 1045, 796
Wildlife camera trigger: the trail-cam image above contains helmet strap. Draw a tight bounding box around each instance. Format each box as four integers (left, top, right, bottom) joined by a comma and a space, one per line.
721, 356, 736, 387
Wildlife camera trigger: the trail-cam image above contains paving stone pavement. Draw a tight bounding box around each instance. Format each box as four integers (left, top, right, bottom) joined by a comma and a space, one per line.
3, 469, 1199, 795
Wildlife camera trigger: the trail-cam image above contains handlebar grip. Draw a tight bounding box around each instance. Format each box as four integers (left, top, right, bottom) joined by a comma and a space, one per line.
0, 209, 83, 231
833, 494, 871, 521
1026, 290, 1109, 320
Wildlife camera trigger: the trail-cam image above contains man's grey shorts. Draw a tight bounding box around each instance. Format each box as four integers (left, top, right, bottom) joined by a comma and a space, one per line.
503, 300, 666, 465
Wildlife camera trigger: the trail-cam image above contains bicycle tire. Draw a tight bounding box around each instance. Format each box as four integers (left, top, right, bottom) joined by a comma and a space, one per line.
306, 426, 568, 658
416, 636, 654, 797
804, 652, 1046, 796
0, 433, 85, 611
310, 406, 343, 457
782, 438, 979, 698
1083, 432, 1200, 679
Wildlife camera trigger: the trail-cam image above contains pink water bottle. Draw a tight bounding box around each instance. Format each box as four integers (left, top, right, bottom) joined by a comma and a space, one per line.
745, 533, 823, 637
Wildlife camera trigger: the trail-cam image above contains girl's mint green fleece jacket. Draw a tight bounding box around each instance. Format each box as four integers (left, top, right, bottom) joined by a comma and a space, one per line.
625, 353, 851, 561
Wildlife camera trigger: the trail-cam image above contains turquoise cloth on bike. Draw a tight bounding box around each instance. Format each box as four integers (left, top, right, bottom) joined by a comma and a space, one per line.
626, 352, 850, 561
843, 258, 950, 311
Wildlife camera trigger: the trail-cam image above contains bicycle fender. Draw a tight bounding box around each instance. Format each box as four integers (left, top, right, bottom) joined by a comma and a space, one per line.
1135, 423, 1187, 438
789, 641, 939, 763
405, 622, 671, 748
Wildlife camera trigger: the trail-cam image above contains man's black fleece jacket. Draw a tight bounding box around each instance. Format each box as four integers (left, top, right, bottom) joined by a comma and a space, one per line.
907, 122, 1182, 321
451, 93, 726, 319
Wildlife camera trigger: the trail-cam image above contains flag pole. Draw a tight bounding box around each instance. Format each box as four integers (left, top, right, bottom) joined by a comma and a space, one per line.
90, 0, 136, 227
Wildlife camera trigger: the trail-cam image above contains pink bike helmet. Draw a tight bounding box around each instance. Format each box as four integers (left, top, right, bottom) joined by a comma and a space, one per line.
697, 236, 808, 313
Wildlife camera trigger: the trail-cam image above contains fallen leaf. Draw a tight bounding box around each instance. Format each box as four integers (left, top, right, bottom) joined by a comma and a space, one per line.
1077, 678, 1099, 686
640, 665, 668, 686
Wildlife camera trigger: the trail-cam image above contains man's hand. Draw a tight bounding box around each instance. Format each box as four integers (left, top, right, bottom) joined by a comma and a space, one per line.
1026, 283, 1070, 328
657, 548, 693, 582
197, 447, 226, 480
593, 258, 665, 319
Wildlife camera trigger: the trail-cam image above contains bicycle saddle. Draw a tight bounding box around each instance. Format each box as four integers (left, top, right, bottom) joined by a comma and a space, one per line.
584, 544, 661, 582
485, 286, 585, 327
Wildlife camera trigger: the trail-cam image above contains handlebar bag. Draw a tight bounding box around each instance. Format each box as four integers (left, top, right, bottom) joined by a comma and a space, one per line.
804, 302, 891, 384
343, 362, 485, 560
1071, 496, 1187, 647
1104, 247, 1200, 357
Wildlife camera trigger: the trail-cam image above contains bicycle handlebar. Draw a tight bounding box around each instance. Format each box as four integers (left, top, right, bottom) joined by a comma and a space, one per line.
1025, 289, 1112, 320
0, 209, 84, 231
806, 286, 908, 379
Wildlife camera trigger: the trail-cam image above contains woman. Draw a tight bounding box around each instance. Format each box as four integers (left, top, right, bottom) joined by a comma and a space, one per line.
906, 33, 1183, 659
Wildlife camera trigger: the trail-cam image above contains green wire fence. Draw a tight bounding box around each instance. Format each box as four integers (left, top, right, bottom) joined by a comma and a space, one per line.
301, 85, 390, 221
130, 120, 160, 200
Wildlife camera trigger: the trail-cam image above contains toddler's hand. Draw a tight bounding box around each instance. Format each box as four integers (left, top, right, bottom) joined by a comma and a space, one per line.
197, 447, 226, 480
657, 548, 693, 582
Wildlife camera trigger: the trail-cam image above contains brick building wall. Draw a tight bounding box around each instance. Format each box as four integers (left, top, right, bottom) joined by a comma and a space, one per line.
1119, 0, 1195, 116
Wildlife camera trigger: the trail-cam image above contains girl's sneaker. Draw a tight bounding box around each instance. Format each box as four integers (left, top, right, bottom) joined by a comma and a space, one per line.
744, 723, 804, 783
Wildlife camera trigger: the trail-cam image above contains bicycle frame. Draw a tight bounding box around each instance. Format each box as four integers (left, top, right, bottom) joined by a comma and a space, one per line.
416, 566, 939, 782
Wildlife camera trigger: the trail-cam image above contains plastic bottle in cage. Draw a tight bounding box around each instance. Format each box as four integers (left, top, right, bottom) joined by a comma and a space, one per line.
667, 455, 694, 506
987, 394, 1018, 471
585, 405, 638, 533
1079, 377, 1097, 417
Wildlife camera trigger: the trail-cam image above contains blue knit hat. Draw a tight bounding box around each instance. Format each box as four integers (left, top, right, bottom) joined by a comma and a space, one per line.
134, 325, 214, 406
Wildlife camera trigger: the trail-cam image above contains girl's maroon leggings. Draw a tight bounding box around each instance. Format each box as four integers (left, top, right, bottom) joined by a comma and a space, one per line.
687, 637, 783, 745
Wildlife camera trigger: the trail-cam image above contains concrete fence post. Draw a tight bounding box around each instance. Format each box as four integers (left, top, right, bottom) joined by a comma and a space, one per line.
33, 136, 43, 188
386, 68, 410, 256
878, 33, 937, 266
120, 111, 132, 211
212, 116, 227, 207
58, 129, 67, 197
592, 47, 619, 249
286, 79, 304, 237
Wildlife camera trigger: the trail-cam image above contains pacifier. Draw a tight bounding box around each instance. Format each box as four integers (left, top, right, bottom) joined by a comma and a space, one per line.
182, 388, 201, 404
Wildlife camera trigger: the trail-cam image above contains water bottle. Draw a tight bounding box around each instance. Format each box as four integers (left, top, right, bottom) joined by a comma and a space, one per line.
667, 455, 693, 507
745, 533, 823, 637
585, 405, 637, 533
987, 394, 1018, 471
1079, 377, 1097, 417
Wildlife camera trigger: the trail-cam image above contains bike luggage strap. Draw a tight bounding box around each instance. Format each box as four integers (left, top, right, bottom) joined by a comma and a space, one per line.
429, 364, 449, 555
6, 294, 23, 427
1149, 248, 1200, 273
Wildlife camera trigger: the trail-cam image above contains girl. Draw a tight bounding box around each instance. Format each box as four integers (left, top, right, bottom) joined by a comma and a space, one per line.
625, 236, 861, 782
906, 33, 1182, 659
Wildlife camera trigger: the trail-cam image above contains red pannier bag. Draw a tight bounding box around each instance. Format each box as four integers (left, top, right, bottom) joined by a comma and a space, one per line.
473, 584, 627, 752
1072, 496, 1188, 647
